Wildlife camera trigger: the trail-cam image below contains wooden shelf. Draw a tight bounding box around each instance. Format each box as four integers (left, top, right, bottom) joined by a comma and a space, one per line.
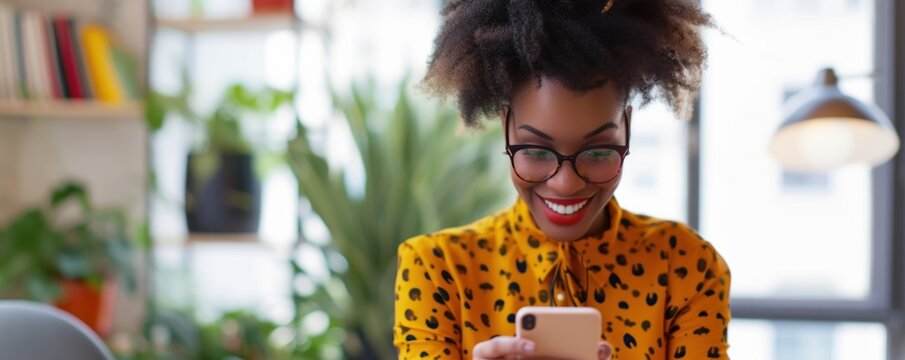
184, 233, 295, 253
155, 14, 317, 33
0, 100, 143, 119
187, 233, 260, 244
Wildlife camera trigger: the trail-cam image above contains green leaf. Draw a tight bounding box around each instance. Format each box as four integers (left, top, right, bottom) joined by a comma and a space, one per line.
135, 221, 152, 250
144, 92, 166, 132
254, 150, 287, 178
0, 181, 139, 302
187, 150, 221, 189
56, 251, 92, 279
50, 181, 91, 213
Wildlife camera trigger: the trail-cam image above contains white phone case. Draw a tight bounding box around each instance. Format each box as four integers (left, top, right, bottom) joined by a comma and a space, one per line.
515, 306, 602, 360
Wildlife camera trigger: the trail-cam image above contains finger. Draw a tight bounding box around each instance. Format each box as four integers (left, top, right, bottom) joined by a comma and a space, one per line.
598, 341, 613, 360
473, 336, 535, 359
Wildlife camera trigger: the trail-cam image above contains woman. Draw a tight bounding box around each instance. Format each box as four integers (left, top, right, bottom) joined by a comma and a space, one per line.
394, 0, 730, 359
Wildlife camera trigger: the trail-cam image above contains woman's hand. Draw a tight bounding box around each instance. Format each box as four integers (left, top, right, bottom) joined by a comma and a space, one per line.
472, 336, 613, 360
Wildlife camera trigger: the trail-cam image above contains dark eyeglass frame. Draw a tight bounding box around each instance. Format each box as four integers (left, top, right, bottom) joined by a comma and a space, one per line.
504, 105, 632, 184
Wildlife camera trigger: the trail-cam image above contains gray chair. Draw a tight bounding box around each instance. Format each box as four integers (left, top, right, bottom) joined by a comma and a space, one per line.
0, 301, 115, 360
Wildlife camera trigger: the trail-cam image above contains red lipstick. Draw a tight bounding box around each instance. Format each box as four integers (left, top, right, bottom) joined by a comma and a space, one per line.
539, 196, 592, 226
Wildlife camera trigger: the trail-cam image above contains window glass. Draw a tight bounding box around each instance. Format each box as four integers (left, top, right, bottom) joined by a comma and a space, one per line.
700, 0, 875, 300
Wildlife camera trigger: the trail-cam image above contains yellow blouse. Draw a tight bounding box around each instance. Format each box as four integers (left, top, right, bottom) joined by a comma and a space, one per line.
393, 197, 731, 359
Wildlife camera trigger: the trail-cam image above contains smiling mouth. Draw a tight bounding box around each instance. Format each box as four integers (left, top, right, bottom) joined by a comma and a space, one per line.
543, 198, 590, 215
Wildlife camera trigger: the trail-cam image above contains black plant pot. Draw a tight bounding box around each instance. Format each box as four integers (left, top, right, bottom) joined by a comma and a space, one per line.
185, 152, 261, 233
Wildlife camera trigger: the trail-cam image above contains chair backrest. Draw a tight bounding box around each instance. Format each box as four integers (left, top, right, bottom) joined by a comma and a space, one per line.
0, 301, 115, 360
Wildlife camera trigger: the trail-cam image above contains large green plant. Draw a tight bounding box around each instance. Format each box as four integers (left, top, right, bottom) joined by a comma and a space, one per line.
146, 79, 295, 197
0, 182, 135, 302
145, 76, 294, 155
287, 80, 512, 359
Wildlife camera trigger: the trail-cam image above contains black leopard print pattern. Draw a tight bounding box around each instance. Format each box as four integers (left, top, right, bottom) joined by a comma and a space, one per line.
394, 197, 731, 359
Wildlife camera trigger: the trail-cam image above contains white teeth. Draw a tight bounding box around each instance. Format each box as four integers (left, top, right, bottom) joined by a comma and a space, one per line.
544, 199, 588, 215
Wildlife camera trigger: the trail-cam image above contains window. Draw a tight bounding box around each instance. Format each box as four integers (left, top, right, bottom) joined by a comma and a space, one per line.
700, 0, 875, 300
730, 320, 886, 360
697, 0, 903, 358
616, 102, 688, 222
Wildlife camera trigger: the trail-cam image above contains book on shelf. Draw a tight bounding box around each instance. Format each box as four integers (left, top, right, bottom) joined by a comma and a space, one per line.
53, 15, 85, 99
45, 13, 65, 99
0, 6, 16, 100
72, 17, 95, 100
12, 9, 26, 98
22, 10, 52, 100
0, 4, 138, 106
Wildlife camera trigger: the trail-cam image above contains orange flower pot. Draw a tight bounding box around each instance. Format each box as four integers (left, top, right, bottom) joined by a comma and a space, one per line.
252, 0, 294, 14
54, 279, 117, 337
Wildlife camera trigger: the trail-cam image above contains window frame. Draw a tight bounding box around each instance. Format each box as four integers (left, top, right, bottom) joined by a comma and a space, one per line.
690, 0, 905, 358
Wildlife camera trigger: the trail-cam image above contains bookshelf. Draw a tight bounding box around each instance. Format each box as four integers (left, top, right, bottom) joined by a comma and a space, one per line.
150, 10, 305, 247
156, 13, 312, 33
0, 1, 147, 118
0, 100, 142, 119
147, 5, 311, 353
0, 0, 147, 217
0, 0, 149, 340
187, 233, 260, 244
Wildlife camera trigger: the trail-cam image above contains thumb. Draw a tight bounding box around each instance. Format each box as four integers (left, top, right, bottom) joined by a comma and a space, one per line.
598, 341, 613, 360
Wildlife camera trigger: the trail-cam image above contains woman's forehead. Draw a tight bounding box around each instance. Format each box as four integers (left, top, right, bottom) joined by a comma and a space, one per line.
511, 78, 625, 136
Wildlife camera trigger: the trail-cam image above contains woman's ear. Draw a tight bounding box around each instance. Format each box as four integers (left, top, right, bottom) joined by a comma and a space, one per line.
500, 105, 511, 140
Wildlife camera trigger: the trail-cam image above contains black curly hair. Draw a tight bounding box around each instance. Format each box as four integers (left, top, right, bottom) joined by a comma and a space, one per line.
421, 0, 715, 126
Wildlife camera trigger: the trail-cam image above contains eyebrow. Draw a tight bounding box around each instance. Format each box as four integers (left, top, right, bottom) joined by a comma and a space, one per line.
518, 122, 619, 141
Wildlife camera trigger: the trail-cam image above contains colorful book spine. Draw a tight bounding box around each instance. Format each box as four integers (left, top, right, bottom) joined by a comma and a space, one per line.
81, 24, 123, 103
20, 10, 41, 99
0, 8, 137, 104
53, 15, 84, 99
71, 19, 94, 99
109, 45, 138, 99
40, 14, 62, 99
46, 14, 68, 99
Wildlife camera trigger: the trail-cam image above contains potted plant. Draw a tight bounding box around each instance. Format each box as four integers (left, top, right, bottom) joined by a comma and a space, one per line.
0, 181, 136, 337
286, 79, 512, 359
146, 78, 294, 233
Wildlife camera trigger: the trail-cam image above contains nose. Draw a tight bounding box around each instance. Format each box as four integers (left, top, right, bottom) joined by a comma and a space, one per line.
545, 160, 586, 196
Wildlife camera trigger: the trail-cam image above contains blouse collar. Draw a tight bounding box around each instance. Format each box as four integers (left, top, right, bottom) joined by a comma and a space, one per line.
507, 195, 623, 288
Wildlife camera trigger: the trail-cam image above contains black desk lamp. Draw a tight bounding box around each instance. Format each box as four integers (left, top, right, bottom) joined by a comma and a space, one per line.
769, 68, 899, 171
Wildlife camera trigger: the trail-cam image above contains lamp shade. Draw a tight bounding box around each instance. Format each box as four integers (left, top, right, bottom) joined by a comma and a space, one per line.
769, 68, 900, 171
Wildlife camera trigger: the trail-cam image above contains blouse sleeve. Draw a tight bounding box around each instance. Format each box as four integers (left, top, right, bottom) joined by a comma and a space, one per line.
666, 236, 732, 359
394, 240, 462, 359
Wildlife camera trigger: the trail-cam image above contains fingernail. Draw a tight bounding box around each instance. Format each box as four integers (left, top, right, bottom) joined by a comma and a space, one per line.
523, 341, 535, 352
600, 343, 612, 353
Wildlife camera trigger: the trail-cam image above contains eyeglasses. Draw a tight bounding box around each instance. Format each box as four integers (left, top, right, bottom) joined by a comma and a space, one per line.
504, 106, 631, 184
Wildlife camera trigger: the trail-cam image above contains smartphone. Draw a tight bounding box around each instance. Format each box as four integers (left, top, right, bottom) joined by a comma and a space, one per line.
515, 306, 602, 360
